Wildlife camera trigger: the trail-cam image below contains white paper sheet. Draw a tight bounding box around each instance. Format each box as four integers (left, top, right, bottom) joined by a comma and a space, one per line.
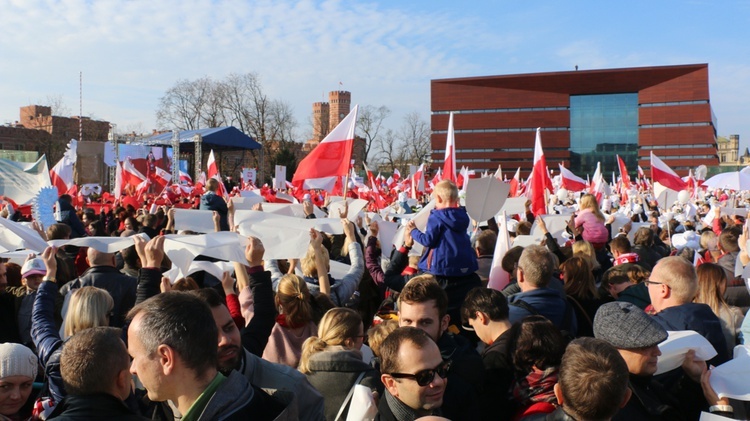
499, 197, 527, 216
720, 207, 748, 217
173, 209, 217, 233
163, 260, 236, 283
465, 177, 510, 222
708, 345, 750, 400
655, 330, 718, 375
48, 234, 148, 254
699, 412, 735, 421
162, 232, 249, 277
233, 210, 313, 260
231, 196, 266, 210
531, 215, 570, 246
511, 235, 543, 248
328, 198, 369, 222
0, 217, 49, 252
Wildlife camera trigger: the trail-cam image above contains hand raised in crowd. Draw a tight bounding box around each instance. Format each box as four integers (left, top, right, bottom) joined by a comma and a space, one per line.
252, 202, 263, 211
244, 236, 265, 267
403, 226, 414, 248
33, 222, 48, 241
310, 228, 324, 249
338, 201, 349, 219
221, 271, 235, 296
160, 276, 172, 293
134, 235, 165, 269
342, 219, 356, 240
700, 368, 731, 407
40, 246, 57, 281
212, 211, 221, 232
303, 200, 314, 217
369, 220, 379, 237
405, 219, 416, 233
537, 216, 548, 235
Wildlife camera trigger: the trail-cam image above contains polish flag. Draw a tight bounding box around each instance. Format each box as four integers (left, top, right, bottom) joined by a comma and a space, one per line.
152, 166, 173, 194
530, 128, 552, 216
508, 168, 520, 197
207, 150, 228, 198
558, 164, 588, 192
179, 170, 193, 185
50, 156, 75, 196
121, 158, 147, 188
430, 168, 442, 189
617, 155, 631, 190
488, 212, 512, 291
650, 152, 687, 191
392, 168, 401, 182
441, 112, 457, 183
293, 105, 359, 191
411, 164, 425, 199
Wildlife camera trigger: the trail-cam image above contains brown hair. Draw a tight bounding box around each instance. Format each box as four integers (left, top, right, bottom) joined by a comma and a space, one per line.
379, 326, 434, 375
398, 275, 448, 319
561, 256, 599, 300
558, 338, 629, 420
172, 277, 199, 291
695, 263, 729, 316
609, 235, 631, 254
367, 320, 399, 359
276, 274, 314, 327
510, 316, 565, 374
61, 327, 128, 396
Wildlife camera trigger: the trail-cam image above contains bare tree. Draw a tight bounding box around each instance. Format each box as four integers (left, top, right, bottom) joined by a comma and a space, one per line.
41, 94, 72, 117
398, 111, 431, 166
374, 128, 402, 173
156, 77, 215, 130
356, 105, 390, 166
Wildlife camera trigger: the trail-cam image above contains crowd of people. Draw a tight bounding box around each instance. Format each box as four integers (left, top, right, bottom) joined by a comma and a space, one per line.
1, 176, 750, 421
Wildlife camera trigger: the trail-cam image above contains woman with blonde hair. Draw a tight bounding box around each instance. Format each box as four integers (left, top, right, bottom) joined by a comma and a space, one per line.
571, 240, 603, 283
32, 246, 115, 412
262, 274, 318, 368
574, 194, 609, 248
299, 307, 382, 420
695, 263, 744, 351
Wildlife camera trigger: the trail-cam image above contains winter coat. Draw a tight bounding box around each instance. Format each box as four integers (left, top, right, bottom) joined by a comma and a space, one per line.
574, 209, 608, 245
196, 371, 289, 421
304, 348, 382, 421
199, 191, 229, 231
60, 265, 137, 327
508, 288, 578, 337
47, 393, 149, 421
411, 207, 478, 277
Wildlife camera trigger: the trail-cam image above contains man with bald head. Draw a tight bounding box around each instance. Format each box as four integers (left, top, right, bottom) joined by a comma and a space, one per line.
60, 247, 137, 327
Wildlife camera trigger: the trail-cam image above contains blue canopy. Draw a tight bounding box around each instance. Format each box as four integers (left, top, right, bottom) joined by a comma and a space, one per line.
141, 126, 260, 150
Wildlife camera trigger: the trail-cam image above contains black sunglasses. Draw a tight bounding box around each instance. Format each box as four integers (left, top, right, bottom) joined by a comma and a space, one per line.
389, 360, 451, 386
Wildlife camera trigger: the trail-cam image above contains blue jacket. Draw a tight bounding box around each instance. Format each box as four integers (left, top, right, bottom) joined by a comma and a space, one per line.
508, 288, 578, 337
31, 281, 66, 405
200, 192, 229, 231
653, 303, 729, 366
410, 207, 477, 277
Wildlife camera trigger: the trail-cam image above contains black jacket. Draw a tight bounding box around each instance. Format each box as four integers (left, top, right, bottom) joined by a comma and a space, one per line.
48, 393, 149, 420
437, 331, 484, 421
612, 374, 687, 421
61, 266, 137, 327
478, 329, 515, 420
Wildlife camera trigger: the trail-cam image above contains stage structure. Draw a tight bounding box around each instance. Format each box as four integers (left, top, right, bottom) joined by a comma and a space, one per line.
130, 126, 261, 183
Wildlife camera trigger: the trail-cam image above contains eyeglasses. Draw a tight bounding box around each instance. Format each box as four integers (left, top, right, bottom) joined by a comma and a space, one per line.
644, 279, 669, 288
389, 360, 451, 386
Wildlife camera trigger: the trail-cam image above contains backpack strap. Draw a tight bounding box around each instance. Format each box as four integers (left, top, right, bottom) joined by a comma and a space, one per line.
510, 299, 539, 316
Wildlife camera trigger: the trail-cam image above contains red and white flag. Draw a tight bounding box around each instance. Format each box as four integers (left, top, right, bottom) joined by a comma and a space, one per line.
650, 152, 687, 191
494, 164, 503, 180
293, 105, 359, 191
530, 128, 553, 216
558, 164, 588, 192
113, 161, 123, 201
121, 158, 147, 188
50, 156, 75, 196
152, 166, 172, 194
207, 149, 228, 198
179, 170, 193, 185
617, 155, 631, 190
488, 212, 512, 291
508, 168, 521, 197
392, 168, 401, 182
441, 112, 457, 183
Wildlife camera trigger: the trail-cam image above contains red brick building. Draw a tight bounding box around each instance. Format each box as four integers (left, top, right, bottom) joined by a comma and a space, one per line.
431, 64, 718, 177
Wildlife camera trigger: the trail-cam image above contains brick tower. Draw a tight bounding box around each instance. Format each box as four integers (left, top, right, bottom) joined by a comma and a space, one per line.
328, 91, 351, 131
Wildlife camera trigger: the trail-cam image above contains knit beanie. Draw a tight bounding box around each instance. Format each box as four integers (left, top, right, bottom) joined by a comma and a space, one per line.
0, 343, 38, 380
593, 302, 668, 349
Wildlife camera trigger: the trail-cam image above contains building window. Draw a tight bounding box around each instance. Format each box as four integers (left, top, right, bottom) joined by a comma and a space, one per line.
16, 144, 23, 151
569, 93, 638, 176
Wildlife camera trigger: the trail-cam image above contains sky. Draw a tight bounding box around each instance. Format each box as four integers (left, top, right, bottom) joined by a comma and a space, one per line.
1, 0, 749, 150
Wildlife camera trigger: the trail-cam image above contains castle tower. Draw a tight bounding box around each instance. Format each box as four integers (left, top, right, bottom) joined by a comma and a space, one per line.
328, 91, 351, 130
312, 102, 330, 142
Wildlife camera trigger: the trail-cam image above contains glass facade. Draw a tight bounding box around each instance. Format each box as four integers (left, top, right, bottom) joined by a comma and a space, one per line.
569, 93, 638, 176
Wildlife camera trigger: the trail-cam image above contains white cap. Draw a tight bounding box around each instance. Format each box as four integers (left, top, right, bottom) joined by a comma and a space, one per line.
21, 257, 46, 278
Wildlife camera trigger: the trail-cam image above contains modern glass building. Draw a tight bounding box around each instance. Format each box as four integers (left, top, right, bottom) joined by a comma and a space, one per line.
430, 64, 718, 178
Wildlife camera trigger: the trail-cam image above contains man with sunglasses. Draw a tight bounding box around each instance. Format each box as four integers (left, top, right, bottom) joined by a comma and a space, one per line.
397, 275, 484, 420
378, 327, 448, 420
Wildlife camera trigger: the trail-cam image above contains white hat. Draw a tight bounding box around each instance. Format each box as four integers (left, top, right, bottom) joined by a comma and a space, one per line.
21, 257, 46, 278
671, 231, 700, 251
506, 218, 519, 233
0, 343, 38, 380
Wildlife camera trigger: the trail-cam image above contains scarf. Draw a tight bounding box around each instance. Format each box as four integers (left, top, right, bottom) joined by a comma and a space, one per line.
512, 366, 559, 407
275, 313, 308, 330
614, 252, 640, 266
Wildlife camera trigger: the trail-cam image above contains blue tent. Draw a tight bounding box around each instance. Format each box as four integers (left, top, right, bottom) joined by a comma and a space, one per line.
142, 126, 260, 150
